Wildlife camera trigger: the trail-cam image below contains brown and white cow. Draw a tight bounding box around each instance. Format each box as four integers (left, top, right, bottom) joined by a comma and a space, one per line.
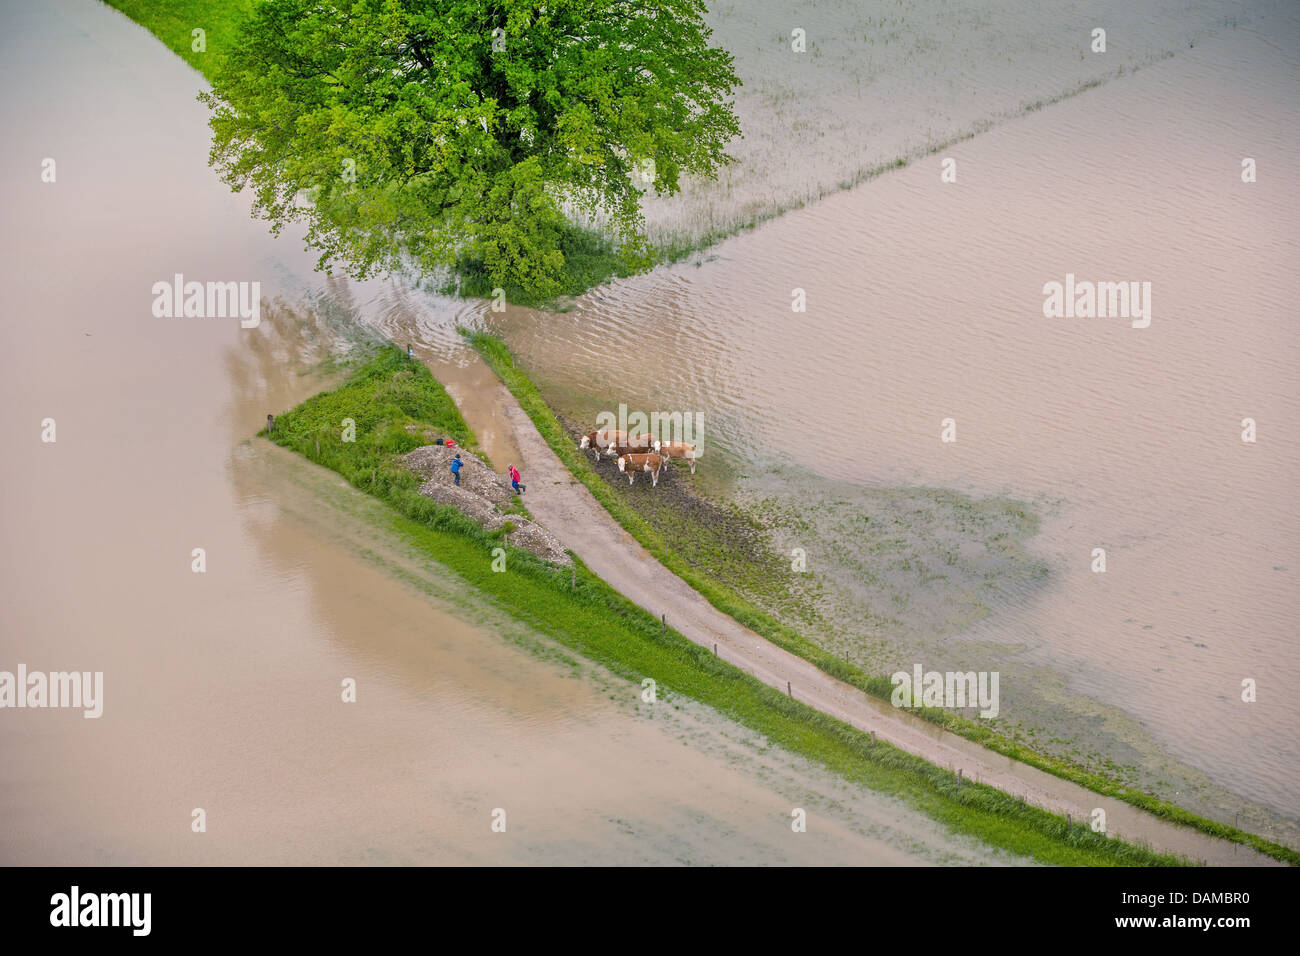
616, 452, 664, 487
653, 440, 698, 474
622, 433, 656, 453
579, 429, 629, 462
580, 430, 656, 462
606, 435, 657, 462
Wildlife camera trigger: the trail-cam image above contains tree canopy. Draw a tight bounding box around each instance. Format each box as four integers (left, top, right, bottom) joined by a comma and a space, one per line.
200, 0, 741, 299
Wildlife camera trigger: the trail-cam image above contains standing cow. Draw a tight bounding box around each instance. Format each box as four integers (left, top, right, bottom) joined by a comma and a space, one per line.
580, 429, 629, 461
653, 440, 698, 474
580, 430, 656, 462
622, 433, 656, 453
617, 453, 664, 487
607, 437, 657, 459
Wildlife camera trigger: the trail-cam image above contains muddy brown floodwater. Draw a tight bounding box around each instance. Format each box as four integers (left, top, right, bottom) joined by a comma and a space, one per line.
458, 7, 1300, 839
0, 0, 1024, 865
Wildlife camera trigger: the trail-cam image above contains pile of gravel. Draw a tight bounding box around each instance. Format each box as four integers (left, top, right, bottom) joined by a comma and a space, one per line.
399, 443, 570, 567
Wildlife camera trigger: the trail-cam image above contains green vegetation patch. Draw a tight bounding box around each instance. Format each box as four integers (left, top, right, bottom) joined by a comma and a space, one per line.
103, 0, 253, 76
445, 221, 639, 309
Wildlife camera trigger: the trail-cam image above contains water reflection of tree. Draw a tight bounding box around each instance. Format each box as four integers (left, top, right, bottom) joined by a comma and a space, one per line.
218, 280, 380, 442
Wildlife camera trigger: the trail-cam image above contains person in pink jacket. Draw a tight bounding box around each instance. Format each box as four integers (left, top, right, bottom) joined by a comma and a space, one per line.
508, 464, 524, 494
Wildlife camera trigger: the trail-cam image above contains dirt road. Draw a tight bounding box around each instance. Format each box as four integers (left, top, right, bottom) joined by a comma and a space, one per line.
427, 348, 1278, 866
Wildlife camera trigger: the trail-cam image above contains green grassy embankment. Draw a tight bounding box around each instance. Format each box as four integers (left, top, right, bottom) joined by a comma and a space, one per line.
467, 330, 1299, 866
266, 344, 1191, 865
103, 0, 253, 73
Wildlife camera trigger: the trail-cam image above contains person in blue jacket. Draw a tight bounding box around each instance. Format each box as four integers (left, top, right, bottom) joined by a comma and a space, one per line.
450, 453, 462, 486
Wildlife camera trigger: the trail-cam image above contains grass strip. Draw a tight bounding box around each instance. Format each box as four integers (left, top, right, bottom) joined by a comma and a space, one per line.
103, 0, 253, 74
467, 330, 1298, 865
264, 344, 1198, 865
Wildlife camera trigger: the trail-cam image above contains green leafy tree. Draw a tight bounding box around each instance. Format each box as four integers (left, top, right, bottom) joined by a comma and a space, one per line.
200, 0, 741, 299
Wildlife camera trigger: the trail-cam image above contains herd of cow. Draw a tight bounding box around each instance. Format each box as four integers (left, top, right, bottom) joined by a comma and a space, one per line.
579, 429, 698, 487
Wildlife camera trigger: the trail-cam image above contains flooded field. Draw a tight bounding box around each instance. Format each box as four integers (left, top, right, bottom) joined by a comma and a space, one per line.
630, 0, 1264, 246
0, 0, 1013, 865
467, 6, 1300, 843
3, 0, 1295, 863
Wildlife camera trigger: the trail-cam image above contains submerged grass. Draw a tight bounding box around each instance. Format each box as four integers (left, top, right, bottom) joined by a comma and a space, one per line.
551, 408, 825, 629
468, 331, 1299, 866
269, 345, 1188, 865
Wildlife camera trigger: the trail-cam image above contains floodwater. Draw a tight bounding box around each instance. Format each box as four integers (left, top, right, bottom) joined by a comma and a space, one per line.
0, 0, 1005, 865
635, 0, 1265, 245
469, 7, 1300, 833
